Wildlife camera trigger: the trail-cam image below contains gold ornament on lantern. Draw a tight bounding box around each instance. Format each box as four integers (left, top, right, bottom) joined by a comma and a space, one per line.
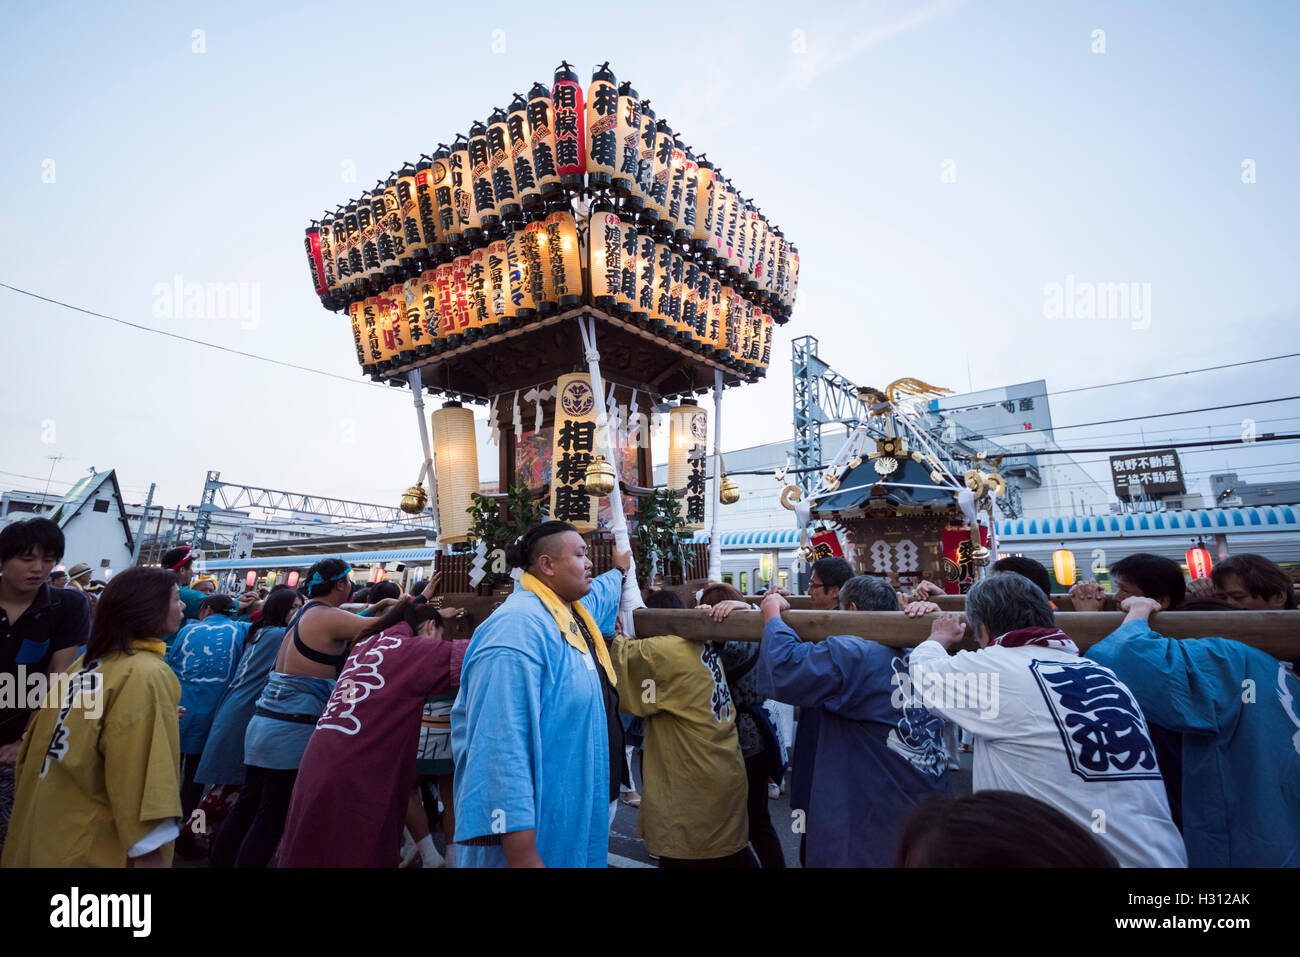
720, 471, 740, 505
400, 482, 428, 514
582, 455, 617, 497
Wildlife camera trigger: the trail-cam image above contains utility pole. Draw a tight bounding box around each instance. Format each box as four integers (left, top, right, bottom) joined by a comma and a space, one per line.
148, 507, 165, 565
164, 505, 182, 551
42, 455, 65, 511
130, 484, 156, 564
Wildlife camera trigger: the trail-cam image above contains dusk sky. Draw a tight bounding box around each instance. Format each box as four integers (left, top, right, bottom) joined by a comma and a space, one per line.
2, 0, 1297, 519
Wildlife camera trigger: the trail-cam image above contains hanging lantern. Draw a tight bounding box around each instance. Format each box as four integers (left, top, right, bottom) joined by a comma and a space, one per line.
506, 223, 537, 321
467, 120, 497, 241
429, 144, 456, 250
397, 163, 426, 271
317, 214, 339, 304
448, 251, 471, 347
585, 62, 619, 190
695, 270, 714, 352
712, 177, 734, 264
487, 107, 520, 222
304, 224, 328, 302
403, 276, 432, 357
371, 184, 400, 282
636, 223, 657, 325
589, 198, 622, 310
668, 247, 686, 340
679, 146, 698, 248
525, 209, 556, 313
719, 284, 739, 360
746, 205, 763, 288
432, 401, 479, 544
415, 155, 444, 261
582, 455, 617, 497
388, 282, 413, 362
681, 257, 701, 345
1053, 546, 1077, 588
758, 308, 773, 376
287, 571, 300, 589
544, 202, 582, 307
344, 200, 365, 292
417, 269, 443, 349
449, 134, 476, 244
507, 94, 540, 211
651, 238, 672, 331
434, 260, 457, 348
365, 295, 393, 369
349, 301, 372, 375
400, 483, 429, 514
486, 235, 511, 328
668, 401, 708, 530
762, 221, 780, 304
692, 156, 716, 257
372, 565, 386, 584
647, 118, 673, 221
731, 195, 750, 281
1186, 542, 1214, 580
527, 82, 561, 199
356, 191, 381, 285
245, 571, 258, 588
466, 246, 491, 339
618, 215, 638, 317
787, 243, 801, 317
332, 207, 353, 297
360, 297, 383, 374
666, 137, 687, 233
636, 101, 659, 222
614, 81, 643, 204
552, 61, 586, 190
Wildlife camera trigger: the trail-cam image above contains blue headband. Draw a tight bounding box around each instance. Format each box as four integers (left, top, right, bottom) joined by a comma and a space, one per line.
308, 564, 352, 589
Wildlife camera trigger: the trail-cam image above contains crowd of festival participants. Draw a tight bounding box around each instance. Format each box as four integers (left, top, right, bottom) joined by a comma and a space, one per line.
0, 513, 1296, 868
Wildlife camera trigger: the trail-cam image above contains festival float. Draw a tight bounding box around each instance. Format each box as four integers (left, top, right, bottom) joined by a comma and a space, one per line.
301, 61, 801, 626
775, 378, 1007, 594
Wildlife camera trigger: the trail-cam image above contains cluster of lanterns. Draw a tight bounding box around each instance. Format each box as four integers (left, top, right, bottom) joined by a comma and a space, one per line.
1051, 538, 1215, 591
302, 60, 798, 384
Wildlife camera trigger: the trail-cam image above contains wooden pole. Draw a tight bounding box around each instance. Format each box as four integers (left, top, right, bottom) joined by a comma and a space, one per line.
632, 607, 1300, 660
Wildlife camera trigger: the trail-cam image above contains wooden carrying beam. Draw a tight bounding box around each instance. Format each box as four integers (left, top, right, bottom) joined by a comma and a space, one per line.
746, 594, 1098, 612
632, 608, 1300, 659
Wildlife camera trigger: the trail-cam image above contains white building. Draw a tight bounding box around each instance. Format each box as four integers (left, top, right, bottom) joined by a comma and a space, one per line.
0, 471, 136, 580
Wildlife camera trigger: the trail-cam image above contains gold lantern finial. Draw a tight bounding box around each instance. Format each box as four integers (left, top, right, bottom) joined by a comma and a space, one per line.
719, 465, 740, 505
583, 455, 617, 497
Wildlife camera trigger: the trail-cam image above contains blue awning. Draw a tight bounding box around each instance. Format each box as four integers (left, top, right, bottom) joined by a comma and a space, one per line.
687, 528, 803, 547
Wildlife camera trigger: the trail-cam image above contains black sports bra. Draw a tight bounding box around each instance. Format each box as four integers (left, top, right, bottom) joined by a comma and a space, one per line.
287, 600, 350, 677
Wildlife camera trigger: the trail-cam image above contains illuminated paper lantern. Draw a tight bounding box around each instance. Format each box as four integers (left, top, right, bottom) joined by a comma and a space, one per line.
304, 224, 328, 301
648, 119, 673, 221
374, 181, 404, 281
614, 81, 643, 204
548, 373, 599, 532
527, 82, 562, 199
618, 213, 638, 317
349, 301, 372, 374
730, 194, 748, 280
434, 261, 457, 347
417, 269, 443, 349
681, 257, 701, 346
318, 215, 340, 303
415, 156, 444, 261
758, 308, 773, 375
544, 204, 582, 307
466, 245, 491, 339
636, 101, 659, 222
692, 157, 715, 255
357, 193, 382, 286
668, 248, 685, 340
360, 296, 384, 371
762, 222, 780, 303
695, 270, 714, 351
666, 137, 688, 241
342, 201, 363, 293
246, 570, 257, 588
525, 210, 556, 313
486, 236, 511, 327
448, 252, 471, 346
746, 207, 764, 289
1186, 543, 1213, 579
772, 230, 789, 316
585, 62, 619, 190
331, 207, 353, 297
668, 400, 708, 530
429, 144, 456, 250
712, 178, 734, 265
507, 94, 540, 211
505, 226, 536, 321
1053, 547, 1077, 588
636, 226, 657, 324
449, 134, 476, 244
787, 244, 801, 317
368, 187, 396, 280
468, 120, 497, 240
431, 402, 479, 544
403, 277, 432, 357
719, 284, 738, 359
552, 61, 586, 189
651, 239, 672, 332
589, 199, 622, 310
679, 147, 698, 248
371, 294, 397, 368
387, 282, 413, 362
488, 107, 521, 222
397, 164, 427, 271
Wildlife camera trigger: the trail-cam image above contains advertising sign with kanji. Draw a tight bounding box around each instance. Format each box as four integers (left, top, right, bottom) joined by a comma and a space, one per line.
548, 373, 599, 531
1108, 449, 1185, 499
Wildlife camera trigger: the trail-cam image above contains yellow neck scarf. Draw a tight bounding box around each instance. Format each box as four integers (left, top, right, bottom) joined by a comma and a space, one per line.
133, 638, 167, 656
519, 572, 616, 687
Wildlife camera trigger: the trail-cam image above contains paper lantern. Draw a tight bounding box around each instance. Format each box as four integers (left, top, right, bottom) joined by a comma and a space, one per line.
331, 207, 353, 295
763, 224, 780, 303
487, 107, 520, 222
342, 201, 363, 292
304, 225, 327, 300
449, 134, 476, 244
636, 227, 657, 324
429, 144, 456, 251
348, 301, 371, 374
718, 284, 737, 359
356, 193, 382, 285
589, 200, 621, 310
544, 204, 582, 307
527, 82, 562, 199
415, 156, 444, 260
585, 62, 619, 190
636, 101, 659, 222
666, 138, 686, 234
668, 401, 708, 530
668, 248, 685, 339
692, 157, 715, 255
434, 261, 457, 346
486, 236, 511, 327
695, 270, 714, 351
552, 61, 586, 189
1186, 543, 1213, 580
525, 210, 556, 313
680, 147, 698, 247
287, 571, 300, 588
362, 296, 386, 369
617, 213, 638, 317
787, 244, 801, 316
651, 239, 672, 331
758, 308, 773, 375
448, 252, 471, 346
402, 277, 432, 356
746, 206, 763, 288
371, 184, 401, 281
318, 215, 340, 301
466, 246, 491, 339
387, 282, 413, 361
614, 81, 643, 204
681, 257, 701, 345
1053, 547, 1077, 588
505, 227, 536, 321
397, 163, 427, 270
432, 402, 479, 544
712, 177, 733, 264
507, 94, 540, 211
730, 194, 749, 280
467, 120, 497, 241
648, 118, 673, 221
246, 570, 257, 588
371, 565, 386, 584
417, 269, 443, 348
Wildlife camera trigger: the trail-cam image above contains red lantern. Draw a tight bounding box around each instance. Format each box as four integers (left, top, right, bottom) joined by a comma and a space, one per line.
287, 571, 300, 588
371, 565, 386, 584
245, 570, 257, 588
1186, 543, 1213, 580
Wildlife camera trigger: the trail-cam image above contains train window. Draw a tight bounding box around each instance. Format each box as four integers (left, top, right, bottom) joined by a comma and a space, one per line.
739, 572, 748, 594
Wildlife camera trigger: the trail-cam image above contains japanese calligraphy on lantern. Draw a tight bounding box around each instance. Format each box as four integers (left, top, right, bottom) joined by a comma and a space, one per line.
1108, 449, 1185, 499
549, 373, 599, 531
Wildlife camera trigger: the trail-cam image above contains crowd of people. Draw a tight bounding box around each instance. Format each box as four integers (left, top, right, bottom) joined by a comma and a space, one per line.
0, 513, 1296, 868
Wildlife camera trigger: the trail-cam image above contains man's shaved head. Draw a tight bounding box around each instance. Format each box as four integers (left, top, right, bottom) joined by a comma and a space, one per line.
506, 521, 581, 570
